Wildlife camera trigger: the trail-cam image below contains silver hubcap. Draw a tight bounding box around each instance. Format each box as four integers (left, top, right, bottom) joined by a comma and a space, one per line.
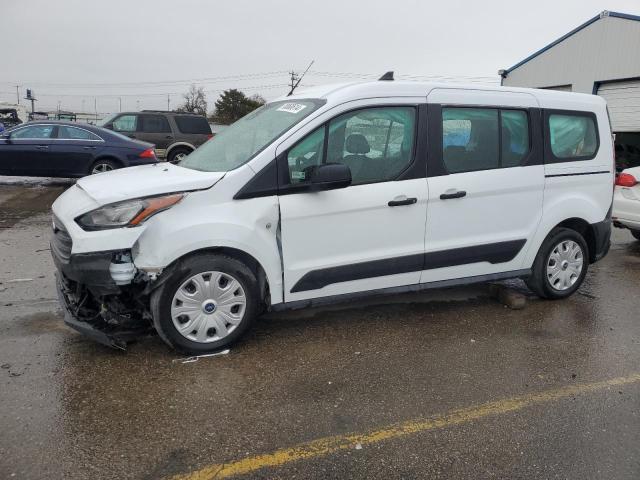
171, 271, 246, 343
546, 240, 583, 291
92, 163, 113, 174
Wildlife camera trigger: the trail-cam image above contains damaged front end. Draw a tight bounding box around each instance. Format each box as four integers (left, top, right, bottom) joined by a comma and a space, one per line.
52, 216, 155, 349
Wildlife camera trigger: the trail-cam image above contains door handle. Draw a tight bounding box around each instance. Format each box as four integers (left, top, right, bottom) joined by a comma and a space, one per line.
165, 135, 174, 139
388, 196, 417, 207
35, 145, 49, 150
83, 146, 96, 150
440, 190, 467, 200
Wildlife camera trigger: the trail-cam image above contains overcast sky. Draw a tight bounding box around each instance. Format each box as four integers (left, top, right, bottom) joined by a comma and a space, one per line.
1, 0, 639, 114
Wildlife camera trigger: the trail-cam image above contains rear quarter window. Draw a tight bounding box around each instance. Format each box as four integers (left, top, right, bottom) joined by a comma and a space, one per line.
174, 116, 212, 135
546, 111, 599, 161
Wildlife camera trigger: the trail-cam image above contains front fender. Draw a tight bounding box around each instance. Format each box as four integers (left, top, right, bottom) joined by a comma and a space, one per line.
132, 195, 284, 304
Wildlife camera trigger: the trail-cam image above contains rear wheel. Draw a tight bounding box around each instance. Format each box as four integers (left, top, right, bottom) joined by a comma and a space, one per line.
526, 227, 589, 299
631, 230, 640, 241
90, 159, 119, 175
167, 147, 192, 164
151, 254, 260, 354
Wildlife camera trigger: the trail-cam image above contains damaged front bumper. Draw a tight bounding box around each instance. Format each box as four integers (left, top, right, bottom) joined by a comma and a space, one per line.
52, 227, 154, 349
55, 272, 152, 350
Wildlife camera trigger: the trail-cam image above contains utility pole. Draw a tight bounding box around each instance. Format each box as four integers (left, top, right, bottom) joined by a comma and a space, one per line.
119, 97, 122, 112
15, 85, 19, 105
288, 70, 299, 95
167, 94, 170, 111
25, 89, 36, 115
288, 60, 314, 96
94, 97, 97, 122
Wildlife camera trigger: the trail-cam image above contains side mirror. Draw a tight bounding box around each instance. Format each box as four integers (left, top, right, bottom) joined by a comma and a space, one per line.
310, 163, 352, 191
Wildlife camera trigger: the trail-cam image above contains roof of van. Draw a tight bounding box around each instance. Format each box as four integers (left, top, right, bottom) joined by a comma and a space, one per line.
277, 80, 607, 110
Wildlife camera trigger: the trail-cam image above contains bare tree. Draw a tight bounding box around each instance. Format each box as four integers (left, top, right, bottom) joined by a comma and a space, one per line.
178, 84, 208, 116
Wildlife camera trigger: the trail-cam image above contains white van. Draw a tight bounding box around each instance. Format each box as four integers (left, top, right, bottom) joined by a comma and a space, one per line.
51, 80, 614, 353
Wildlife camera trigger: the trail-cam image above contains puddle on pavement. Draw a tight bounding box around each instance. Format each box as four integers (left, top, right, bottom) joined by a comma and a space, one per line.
0, 185, 67, 229
6, 310, 68, 337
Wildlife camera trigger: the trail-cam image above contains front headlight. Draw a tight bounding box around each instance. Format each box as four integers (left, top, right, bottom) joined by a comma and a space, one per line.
76, 193, 184, 230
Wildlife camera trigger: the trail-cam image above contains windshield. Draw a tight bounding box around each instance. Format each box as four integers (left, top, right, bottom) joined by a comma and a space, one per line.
98, 113, 118, 127
180, 99, 324, 172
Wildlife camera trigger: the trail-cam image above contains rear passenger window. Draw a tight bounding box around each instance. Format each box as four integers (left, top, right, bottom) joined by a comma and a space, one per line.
442, 108, 530, 173
501, 110, 529, 167
58, 126, 102, 141
442, 108, 499, 173
141, 115, 171, 133
548, 113, 598, 159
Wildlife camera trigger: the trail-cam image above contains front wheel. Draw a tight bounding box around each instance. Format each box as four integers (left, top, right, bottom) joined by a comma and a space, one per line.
526, 227, 589, 299
151, 254, 260, 354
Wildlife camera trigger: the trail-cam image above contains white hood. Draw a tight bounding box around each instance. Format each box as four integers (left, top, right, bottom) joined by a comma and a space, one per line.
75, 163, 225, 205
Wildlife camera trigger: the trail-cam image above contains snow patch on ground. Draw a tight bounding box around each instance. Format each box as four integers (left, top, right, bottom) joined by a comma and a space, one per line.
0, 176, 75, 187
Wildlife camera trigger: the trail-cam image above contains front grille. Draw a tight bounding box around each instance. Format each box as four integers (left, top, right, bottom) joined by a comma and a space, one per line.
51, 215, 72, 263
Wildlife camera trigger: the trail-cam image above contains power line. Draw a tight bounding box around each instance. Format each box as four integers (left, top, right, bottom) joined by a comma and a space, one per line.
307, 70, 499, 81
0, 71, 290, 88
19, 83, 290, 98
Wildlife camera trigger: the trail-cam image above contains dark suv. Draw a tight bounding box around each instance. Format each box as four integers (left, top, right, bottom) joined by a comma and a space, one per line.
100, 111, 212, 163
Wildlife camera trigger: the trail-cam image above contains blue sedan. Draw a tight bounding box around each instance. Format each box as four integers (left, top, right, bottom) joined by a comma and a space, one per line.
0, 121, 158, 177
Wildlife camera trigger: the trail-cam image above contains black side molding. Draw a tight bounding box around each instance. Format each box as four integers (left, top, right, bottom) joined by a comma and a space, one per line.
274, 269, 532, 311
290, 239, 527, 293
545, 170, 610, 178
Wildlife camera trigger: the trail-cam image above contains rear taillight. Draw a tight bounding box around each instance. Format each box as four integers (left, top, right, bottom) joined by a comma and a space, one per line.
615, 173, 638, 187
207, 134, 214, 140
139, 148, 156, 159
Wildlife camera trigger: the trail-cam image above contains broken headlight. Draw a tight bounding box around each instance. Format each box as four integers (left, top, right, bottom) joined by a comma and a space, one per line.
76, 194, 184, 230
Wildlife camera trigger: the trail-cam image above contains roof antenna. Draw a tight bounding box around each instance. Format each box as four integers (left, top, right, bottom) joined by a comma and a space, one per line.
379, 71, 394, 81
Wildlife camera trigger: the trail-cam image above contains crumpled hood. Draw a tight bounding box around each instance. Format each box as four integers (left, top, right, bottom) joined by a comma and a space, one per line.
75, 163, 225, 205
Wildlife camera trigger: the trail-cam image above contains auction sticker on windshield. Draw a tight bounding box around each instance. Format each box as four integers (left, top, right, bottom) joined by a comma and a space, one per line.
277, 103, 307, 114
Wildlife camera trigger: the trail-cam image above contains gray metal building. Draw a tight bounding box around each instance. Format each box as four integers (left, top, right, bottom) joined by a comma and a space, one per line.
500, 11, 640, 167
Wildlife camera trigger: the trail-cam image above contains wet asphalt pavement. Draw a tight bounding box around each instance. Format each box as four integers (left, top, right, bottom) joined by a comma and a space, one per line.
1, 182, 639, 480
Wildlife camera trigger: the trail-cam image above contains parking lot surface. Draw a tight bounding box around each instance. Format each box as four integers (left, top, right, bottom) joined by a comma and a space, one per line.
1, 182, 639, 480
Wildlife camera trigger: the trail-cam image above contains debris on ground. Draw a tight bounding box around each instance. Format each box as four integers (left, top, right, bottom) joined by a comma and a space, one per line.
172, 349, 231, 364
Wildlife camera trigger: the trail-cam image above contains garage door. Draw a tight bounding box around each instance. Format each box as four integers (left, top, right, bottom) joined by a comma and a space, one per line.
597, 80, 640, 132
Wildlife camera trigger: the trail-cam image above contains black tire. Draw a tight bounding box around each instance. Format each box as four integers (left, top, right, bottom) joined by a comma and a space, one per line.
167, 147, 192, 164
150, 254, 260, 354
631, 230, 640, 241
90, 158, 120, 175
525, 227, 589, 300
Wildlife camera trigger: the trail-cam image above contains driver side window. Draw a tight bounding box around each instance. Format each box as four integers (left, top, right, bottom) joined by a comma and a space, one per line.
286, 106, 416, 186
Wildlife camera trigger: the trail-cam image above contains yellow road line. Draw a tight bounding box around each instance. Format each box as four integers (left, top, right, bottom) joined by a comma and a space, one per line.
170, 373, 640, 480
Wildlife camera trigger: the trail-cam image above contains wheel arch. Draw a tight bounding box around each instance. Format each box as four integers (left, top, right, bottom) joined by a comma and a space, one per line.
554, 218, 598, 263
175, 246, 272, 308
166, 142, 195, 156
